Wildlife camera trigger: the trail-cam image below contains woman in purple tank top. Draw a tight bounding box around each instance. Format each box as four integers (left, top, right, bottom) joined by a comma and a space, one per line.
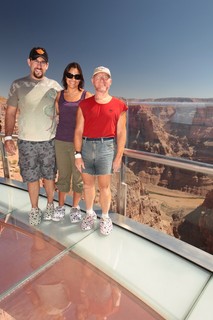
53, 62, 92, 223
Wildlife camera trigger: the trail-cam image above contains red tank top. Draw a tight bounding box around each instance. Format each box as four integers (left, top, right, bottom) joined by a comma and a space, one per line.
79, 96, 128, 138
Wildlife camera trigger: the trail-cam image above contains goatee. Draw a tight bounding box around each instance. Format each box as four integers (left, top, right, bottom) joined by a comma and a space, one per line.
33, 71, 43, 79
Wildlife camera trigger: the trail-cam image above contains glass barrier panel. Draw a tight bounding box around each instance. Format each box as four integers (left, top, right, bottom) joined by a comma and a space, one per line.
116, 157, 213, 255
0, 139, 21, 180
7, 140, 20, 180
0, 142, 3, 178
127, 102, 213, 164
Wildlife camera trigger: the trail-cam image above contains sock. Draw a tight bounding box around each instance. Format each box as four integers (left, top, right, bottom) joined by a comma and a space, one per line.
102, 213, 109, 220
47, 203, 54, 207
73, 205, 80, 210
86, 209, 94, 215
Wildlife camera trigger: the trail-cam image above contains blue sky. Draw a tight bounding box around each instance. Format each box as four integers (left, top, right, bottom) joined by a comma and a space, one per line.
1, 0, 213, 99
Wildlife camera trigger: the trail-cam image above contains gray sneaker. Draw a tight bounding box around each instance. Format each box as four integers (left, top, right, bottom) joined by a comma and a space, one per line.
70, 207, 82, 223
52, 206, 65, 222
29, 208, 42, 226
43, 203, 54, 221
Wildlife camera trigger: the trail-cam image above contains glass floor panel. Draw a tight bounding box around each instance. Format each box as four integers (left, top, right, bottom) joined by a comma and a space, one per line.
0, 221, 163, 320
0, 180, 212, 319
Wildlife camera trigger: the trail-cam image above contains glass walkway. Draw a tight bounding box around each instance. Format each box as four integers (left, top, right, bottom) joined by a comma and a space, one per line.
0, 178, 212, 320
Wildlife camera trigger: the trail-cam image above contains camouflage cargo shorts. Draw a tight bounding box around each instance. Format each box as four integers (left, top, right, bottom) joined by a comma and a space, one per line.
17, 139, 56, 183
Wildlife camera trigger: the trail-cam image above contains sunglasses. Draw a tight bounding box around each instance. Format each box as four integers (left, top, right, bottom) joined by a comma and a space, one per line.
66, 72, 81, 80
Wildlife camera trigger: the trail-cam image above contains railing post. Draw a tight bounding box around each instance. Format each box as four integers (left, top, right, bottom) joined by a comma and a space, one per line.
0, 138, 10, 179
117, 161, 127, 216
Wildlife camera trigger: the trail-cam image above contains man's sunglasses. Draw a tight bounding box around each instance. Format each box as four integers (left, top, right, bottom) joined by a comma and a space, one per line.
66, 73, 81, 80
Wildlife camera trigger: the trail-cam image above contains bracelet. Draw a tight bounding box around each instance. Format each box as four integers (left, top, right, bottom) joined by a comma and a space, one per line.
4, 136, 13, 141
74, 153, 82, 159
74, 151, 82, 159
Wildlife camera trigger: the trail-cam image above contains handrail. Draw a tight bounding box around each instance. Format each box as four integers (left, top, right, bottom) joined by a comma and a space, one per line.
117, 148, 213, 216
123, 148, 213, 175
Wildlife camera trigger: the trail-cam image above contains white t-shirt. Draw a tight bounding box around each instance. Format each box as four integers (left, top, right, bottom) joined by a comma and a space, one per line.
7, 75, 62, 141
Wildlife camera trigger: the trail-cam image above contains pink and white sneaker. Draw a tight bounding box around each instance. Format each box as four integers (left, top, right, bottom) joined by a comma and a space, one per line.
81, 211, 97, 231
100, 217, 113, 235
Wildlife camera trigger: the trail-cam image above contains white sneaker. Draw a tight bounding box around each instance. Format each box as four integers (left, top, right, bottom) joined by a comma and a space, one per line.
52, 206, 65, 222
70, 207, 82, 223
100, 217, 113, 235
43, 203, 54, 221
29, 208, 42, 226
81, 211, 97, 231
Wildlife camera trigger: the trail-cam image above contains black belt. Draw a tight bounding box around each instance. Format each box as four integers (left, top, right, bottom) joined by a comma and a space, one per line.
83, 137, 114, 141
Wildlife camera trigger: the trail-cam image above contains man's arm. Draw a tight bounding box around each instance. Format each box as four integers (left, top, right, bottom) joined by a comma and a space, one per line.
4, 105, 18, 155
55, 91, 61, 115
113, 111, 127, 172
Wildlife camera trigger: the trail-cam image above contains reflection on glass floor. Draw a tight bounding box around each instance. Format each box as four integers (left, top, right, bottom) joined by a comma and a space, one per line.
0, 223, 161, 320
0, 180, 213, 320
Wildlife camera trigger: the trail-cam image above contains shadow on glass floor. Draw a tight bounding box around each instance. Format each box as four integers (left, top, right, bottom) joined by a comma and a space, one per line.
0, 220, 164, 320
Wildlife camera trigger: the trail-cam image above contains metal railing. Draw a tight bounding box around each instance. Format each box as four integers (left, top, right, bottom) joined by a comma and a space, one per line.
1, 132, 213, 214
117, 148, 213, 215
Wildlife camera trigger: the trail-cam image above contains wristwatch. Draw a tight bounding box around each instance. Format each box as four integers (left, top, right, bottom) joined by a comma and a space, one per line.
74, 151, 82, 159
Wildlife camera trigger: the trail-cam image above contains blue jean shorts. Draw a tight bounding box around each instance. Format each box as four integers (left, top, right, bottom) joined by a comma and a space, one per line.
82, 138, 116, 175
18, 139, 56, 183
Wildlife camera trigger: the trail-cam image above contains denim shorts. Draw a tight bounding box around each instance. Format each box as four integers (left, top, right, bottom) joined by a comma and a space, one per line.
18, 139, 56, 183
82, 138, 116, 175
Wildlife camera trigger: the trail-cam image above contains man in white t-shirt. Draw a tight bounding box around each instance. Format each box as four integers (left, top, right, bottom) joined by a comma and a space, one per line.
5, 47, 62, 226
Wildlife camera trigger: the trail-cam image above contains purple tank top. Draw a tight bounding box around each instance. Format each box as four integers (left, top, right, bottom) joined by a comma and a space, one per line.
55, 90, 87, 142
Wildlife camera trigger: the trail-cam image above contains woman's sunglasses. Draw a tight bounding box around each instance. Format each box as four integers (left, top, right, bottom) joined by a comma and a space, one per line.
66, 72, 81, 80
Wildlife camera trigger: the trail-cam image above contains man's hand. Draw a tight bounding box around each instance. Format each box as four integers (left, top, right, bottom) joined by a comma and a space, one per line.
75, 158, 85, 173
5, 140, 17, 156
112, 157, 121, 173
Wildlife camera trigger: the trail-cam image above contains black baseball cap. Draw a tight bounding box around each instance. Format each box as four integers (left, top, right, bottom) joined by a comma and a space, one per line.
29, 47, 48, 62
